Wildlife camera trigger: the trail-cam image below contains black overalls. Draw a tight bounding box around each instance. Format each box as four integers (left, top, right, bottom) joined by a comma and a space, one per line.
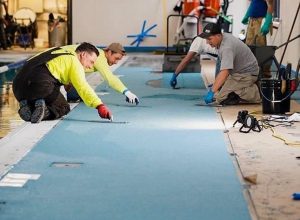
13, 47, 73, 119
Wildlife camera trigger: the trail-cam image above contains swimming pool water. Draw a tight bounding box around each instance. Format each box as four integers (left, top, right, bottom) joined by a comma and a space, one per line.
0, 68, 23, 138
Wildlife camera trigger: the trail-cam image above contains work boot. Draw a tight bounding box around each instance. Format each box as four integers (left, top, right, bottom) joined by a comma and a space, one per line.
31, 99, 50, 123
18, 100, 31, 122
220, 92, 244, 105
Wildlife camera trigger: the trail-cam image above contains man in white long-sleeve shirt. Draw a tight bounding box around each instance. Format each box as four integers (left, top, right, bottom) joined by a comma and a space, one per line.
169, 36, 218, 89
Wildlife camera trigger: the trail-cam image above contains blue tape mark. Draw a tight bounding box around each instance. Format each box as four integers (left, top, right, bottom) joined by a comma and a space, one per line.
127, 20, 157, 47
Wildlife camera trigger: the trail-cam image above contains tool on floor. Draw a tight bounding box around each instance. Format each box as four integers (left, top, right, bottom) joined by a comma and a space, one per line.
233, 110, 262, 133
63, 118, 128, 124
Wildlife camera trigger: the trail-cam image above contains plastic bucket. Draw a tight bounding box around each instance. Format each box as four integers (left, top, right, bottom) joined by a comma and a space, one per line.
48, 21, 66, 47
260, 79, 291, 114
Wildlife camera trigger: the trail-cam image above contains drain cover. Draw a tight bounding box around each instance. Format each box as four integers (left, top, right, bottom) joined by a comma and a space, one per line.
51, 162, 83, 168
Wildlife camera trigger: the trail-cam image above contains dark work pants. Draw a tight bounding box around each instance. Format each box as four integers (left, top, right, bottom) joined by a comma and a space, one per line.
13, 64, 70, 119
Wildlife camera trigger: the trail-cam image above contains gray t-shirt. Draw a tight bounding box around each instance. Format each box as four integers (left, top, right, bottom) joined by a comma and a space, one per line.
218, 33, 259, 75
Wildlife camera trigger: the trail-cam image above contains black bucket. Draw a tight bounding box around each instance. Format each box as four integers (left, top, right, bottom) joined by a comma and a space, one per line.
260, 79, 291, 114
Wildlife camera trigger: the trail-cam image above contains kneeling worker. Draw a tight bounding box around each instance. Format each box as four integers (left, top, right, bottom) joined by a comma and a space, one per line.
63, 43, 139, 105
200, 23, 261, 105
13, 42, 112, 123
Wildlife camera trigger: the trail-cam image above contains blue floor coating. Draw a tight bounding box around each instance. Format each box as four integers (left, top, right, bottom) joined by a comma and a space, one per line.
0, 67, 251, 220
292, 90, 300, 100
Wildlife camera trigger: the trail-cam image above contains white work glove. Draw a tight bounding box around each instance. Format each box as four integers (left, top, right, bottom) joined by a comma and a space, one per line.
124, 90, 139, 105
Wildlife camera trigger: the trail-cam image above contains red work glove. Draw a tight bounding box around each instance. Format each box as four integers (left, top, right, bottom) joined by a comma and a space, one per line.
96, 104, 112, 120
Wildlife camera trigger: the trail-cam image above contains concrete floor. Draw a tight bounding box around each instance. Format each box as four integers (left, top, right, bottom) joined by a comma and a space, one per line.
219, 101, 300, 220
1, 50, 300, 219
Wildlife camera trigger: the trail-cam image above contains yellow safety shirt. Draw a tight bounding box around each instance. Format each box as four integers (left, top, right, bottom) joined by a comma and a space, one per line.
62, 45, 127, 93
46, 48, 102, 108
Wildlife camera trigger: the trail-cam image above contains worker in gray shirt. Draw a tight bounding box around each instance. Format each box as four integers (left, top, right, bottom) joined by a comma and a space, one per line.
199, 23, 261, 105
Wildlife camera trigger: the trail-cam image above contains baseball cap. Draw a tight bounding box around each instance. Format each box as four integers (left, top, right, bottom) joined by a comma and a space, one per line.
199, 23, 222, 39
104, 43, 126, 55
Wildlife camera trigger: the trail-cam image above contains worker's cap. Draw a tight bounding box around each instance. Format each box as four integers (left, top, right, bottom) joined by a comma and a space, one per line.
104, 43, 126, 55
199, 23, 222, 39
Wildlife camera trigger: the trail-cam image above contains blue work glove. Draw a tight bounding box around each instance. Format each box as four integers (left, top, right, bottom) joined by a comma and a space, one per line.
204, 88, 214, 104
260, 13, 273, 35
170, 73, 177, 88
241, 7, 250, 25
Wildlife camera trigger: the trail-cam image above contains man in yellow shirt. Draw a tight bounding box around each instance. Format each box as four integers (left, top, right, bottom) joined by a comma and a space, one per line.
63, 43, 139, 105
13, 42, 112, 123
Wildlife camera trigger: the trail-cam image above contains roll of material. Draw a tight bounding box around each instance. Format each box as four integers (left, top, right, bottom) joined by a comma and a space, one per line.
0, 66, 9, 73
0, 59, 27, 73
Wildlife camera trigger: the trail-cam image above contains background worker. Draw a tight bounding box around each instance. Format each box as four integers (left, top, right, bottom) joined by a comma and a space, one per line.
242, 0, 274, 77
199, 23, 261, 105
242, 0, 273, 45
13, 42, 112, 123
169, 36, 218, 89
63, 43, 139, 105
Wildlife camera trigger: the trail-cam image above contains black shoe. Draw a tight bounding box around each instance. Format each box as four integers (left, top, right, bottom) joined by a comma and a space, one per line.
31, 99, 47, 123
18, 100, 31, 121
220, 92, 243, 105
